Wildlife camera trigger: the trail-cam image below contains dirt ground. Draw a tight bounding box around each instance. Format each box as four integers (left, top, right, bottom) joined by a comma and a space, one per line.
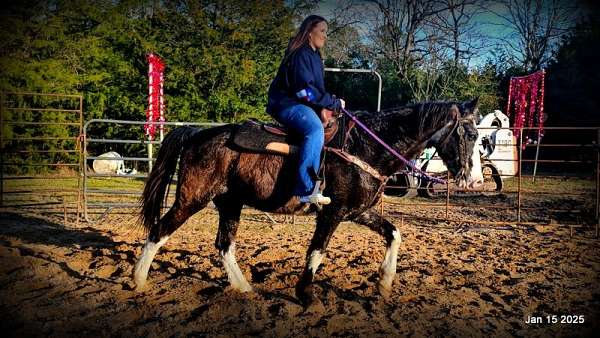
1, 193, 599, 337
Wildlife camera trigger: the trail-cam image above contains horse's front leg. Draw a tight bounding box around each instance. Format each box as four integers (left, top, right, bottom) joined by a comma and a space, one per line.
353, 210, 401, 299
296, 212, 341, 307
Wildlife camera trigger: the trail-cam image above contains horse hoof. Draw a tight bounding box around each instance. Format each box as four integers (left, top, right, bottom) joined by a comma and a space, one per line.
237, 284, 254, 293
296, 284, 315, 306
304, 297, 325, 314
297, 290, 324, 312
377, 282, 392, 299
133, 277, 147, 292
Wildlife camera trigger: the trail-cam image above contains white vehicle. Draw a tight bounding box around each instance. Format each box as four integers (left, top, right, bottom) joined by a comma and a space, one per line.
477, 110, 518, 177
92, 151, 137, 175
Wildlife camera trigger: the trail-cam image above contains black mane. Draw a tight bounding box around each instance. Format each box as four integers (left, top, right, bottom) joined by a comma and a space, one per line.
346, 100, 465, 176
375, 100, 463, 133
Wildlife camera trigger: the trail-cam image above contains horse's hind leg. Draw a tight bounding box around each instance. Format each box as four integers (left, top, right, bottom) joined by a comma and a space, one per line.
213, 194, 252, 292
134, 201, 201, 290
352, 210, 401, 298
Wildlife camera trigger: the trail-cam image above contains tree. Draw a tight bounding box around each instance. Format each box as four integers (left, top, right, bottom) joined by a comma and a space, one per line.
428, 0, 483, 68
545, 15, 600, 127
365, 0, 447, 99
343, 0, 484, 101
490, 0, 578, 72
0, 0, 300, 172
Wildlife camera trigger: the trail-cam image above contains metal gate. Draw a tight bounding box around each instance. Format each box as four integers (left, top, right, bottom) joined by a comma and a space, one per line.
81, 119, 223, 222
0, 92, 83, 223
2, 92, 598, 236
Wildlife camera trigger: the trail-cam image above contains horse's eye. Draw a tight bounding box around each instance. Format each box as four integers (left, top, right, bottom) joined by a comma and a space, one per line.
467, 133, 477, 141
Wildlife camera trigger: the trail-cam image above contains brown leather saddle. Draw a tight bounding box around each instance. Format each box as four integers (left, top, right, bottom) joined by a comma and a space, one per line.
231, 108, 354, 155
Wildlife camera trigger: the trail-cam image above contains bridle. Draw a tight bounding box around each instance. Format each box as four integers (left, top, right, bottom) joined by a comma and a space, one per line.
427, 114, 470, 149
420, 114, 476, 183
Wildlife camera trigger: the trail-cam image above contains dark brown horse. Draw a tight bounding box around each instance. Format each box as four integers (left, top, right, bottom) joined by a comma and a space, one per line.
134, 99, 480, 306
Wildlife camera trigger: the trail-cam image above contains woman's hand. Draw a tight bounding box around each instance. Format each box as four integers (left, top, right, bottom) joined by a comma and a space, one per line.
339, 98, 346, 109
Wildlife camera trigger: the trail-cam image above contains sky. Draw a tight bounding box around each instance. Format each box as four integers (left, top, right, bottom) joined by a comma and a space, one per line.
312, 0, 584, 69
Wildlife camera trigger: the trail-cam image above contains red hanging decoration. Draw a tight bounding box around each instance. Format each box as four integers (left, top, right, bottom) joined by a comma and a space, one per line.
144, 53, 166, 140
506, 79, 513, 118
505, 70, 545, 147
538, 70, 545, 139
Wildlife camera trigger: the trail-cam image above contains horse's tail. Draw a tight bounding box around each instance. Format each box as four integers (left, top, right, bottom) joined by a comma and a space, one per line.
139, 126, 198, 232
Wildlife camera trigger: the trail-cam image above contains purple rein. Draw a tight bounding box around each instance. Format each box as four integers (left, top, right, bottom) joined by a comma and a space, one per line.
340, 107, 447, 185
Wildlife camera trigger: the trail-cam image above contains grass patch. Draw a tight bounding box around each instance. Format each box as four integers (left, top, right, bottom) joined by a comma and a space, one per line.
502, 176, 595, 194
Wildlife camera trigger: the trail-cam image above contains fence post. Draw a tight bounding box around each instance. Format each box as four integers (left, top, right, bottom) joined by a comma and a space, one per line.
518, 128, 523, 224
76, 95, 84, 226
82, 129, 89, 222
148, 140, 153, 172
445, 171, 450, 220
532, 128, 542, 183
0, 91, 4, 207
596, 129, 599, 238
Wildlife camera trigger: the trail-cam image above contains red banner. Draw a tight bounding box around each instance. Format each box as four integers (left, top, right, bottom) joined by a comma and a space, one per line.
506, 70, 545, 146
144, 53, 166, 140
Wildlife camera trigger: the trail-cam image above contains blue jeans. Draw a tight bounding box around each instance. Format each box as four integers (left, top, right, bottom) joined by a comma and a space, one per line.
274, 104, 324, 196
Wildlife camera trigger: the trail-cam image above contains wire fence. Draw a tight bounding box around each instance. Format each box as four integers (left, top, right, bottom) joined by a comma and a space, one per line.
1, 92, 598, 236
382, 126, 599, 236
81, 119, 224, 223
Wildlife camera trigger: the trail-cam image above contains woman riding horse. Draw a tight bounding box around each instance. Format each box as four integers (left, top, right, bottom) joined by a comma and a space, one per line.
267, 15, 345, 205
134, 99, 480, 306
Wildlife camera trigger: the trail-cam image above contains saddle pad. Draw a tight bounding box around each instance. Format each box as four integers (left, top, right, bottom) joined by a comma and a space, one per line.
231, 121, 298, 155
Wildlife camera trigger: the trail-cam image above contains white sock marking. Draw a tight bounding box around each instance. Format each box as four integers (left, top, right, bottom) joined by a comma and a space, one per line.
221, 242, 252, 292
134, 236, 169, 289
380, 230, 401, 288
308, 250, 324, 274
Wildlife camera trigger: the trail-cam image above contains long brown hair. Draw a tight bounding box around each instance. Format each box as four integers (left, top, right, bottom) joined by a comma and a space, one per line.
284, 15, 327, 62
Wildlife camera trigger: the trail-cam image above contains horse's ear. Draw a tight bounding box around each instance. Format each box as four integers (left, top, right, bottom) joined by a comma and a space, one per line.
450, 104, 460, 121
465, 97, 480, 116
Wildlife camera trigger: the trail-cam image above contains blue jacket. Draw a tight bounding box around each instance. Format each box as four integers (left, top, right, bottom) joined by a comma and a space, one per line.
267, 44, 341, 117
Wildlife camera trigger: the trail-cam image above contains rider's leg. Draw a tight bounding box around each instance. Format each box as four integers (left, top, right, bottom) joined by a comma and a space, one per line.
274, 104, 327, 201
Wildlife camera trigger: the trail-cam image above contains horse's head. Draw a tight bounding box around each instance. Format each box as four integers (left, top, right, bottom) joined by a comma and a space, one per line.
427, 98, 480, 189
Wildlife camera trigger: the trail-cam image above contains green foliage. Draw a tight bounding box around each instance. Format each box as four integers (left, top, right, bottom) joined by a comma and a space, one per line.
325, 52, 501, 116
0, 0, 296, 173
